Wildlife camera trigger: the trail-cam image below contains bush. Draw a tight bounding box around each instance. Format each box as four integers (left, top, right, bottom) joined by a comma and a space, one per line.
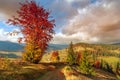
94, 60, 100, 69
50, 51, 60, 62
76, 52, 82, 64
22, 43, 42, 64
105, 62, 113, 73
99, 60, 114, 74
64, 66, 75, 76
0, 57, 20, 71
115, 62, 120, 79
0, 57, 11, 70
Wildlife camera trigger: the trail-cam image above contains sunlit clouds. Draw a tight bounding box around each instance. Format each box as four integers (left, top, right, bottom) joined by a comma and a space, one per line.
0, 0, 120, 44
0, 28, 22, 43
61, 0, 120, 44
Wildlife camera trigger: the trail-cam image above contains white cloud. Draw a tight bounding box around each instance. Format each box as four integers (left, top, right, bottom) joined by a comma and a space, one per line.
66, 0, 79, 3
0, 28, 22, 43
50, 32, 99, 44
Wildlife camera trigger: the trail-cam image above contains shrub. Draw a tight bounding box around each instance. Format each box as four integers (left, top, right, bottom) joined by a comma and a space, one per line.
100, 59, 104, 69
76, 52, 82, 64
64, 66, 75, 76
50, 51, 60, 62
22, 44, 42, 64
105, 62, 113, 73
99, 60, 114, 74
0, 57, 20, 71
115, 62, 120, 79
94, 60, 100, 69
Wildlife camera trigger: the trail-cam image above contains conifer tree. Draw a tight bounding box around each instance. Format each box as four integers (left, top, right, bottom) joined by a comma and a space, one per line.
78, 50, 94, 75
67, 42, 76, 65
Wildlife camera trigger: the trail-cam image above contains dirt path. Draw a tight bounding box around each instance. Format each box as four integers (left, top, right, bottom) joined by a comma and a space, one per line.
26, 63, 117, 80
36, 65, 117, 80
40, 70, 66, 80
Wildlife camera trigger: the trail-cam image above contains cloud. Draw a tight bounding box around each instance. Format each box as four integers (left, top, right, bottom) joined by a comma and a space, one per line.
0, 0, 25, 20
62, 0, 120, 43
49, 0, 78, 25
50, 0, 92, 22
50, 32, 99, 44
0, 28, 22, 43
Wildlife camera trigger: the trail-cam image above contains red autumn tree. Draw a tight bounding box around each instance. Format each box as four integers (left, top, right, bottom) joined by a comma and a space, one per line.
76, 52, 82, 64
50, 51, 60, 62
7, 0, 55, 63
94, 60, 100, 69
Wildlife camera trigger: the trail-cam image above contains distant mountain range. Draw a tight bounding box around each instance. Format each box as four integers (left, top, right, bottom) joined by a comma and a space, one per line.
112, 43, 120, 45
1, 41, 120, 58
47, 44, 68, 52
0, 41, 68, 52
0, 41, 23, 52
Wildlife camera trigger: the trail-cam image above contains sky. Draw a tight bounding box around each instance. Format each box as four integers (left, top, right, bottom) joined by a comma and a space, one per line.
0, 0, 120, 44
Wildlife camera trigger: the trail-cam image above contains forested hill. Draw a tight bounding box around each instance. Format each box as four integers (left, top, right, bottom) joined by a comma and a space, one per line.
0, 41, 68, 52
0, 41, 23, 52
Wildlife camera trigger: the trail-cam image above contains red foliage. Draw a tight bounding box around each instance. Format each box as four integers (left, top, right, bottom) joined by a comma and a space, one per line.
94, 60, 100, 69
7, 0, 55, 52
51, 51, 59, 57
76, 52, 82, 63
50, 51, 60, 62
18, 37, 23, 43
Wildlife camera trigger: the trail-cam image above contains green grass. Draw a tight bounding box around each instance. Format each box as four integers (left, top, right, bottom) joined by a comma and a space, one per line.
99, 56, 120, 64
98, 56, 120, 72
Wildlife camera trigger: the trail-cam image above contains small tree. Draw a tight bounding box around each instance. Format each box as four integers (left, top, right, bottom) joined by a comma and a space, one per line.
76, 52, 82, 64
7, 0, 55, 63
94, 60, 100, 69
67, 42, 76, 65
50, 51, 60, 62
116, 62, 120, 79
100, 60, 114, 73
78, 50, 95, 75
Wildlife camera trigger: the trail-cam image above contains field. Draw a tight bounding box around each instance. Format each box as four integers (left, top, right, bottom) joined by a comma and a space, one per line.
99, 56, 120, 64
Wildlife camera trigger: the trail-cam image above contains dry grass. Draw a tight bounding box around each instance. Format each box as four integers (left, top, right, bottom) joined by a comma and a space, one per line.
0, 58, 118, 80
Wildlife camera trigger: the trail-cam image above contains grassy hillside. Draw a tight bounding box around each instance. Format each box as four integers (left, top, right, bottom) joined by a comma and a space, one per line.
0, 51, 22, 58
42, 43, 120, 62
47, 44, 68, 52
0, 58, 117, 80
0, 42, 120, 80
0, 41, 68, 58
